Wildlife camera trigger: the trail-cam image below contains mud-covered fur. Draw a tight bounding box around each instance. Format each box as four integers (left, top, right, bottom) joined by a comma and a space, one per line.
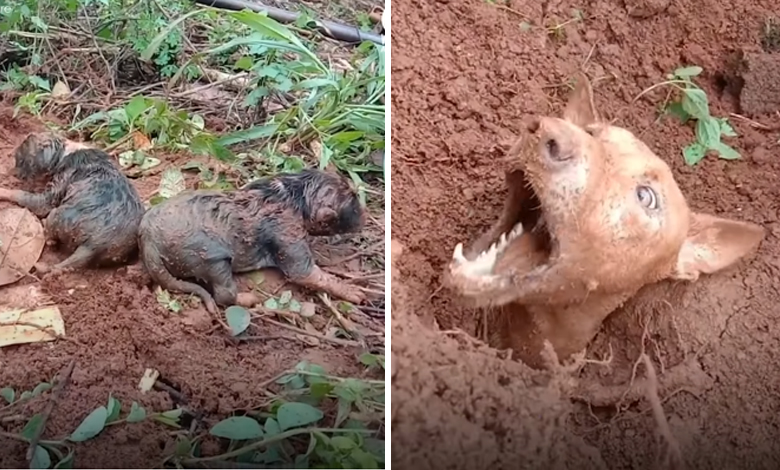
0, 132, 144, 272
139, 169, 366, 314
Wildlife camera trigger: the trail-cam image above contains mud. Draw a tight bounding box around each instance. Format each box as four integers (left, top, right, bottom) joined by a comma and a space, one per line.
0, 108, 372, 468
138, 170, 367, 313
737, 52, 780, 116
391, 0, 780, 468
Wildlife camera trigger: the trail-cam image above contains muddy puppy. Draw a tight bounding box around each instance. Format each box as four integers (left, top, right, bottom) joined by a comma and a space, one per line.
138, 169, 367, 314
0, 132, 144, 273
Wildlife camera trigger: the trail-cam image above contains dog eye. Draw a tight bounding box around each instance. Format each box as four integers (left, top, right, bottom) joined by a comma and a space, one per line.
636, 186, 658, 209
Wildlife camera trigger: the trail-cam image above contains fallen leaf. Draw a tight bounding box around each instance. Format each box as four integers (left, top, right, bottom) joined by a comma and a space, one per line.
0, 207, 45, 287
138, 369, 160, 393
132, 131, 153, 150
0, 306, 64, 348
299, 302, 316, 318
158, 168, 186, 199
51, 81, 71, 99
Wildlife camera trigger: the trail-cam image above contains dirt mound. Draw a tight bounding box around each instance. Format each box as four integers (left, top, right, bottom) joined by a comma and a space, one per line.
390, 241, 605, 470
0, 108, 368, 468
391, 0, 780, 467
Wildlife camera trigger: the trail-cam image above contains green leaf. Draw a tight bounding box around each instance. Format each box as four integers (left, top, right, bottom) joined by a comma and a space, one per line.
225, 306, 251, 336
310, 382, 334, 398
152, 415, 182, 428
175, 436, 192, 457
210, 416, 264, 440
0, 387, 14, 403
69, 406, 108, 442
20, 391, 33, 401
696, 116, 722, 149
161, 408, 184, 420
124, 96, 149, 124
28, 76, 51, 92
683, 142, 707, 166
359, 353, 378, 367
127, 402, 146, 423
331, 435, 357, 450
235, 56, 254, 70
666, 102, 690, 122
30, 445, 51, 470
140, 8, 204, 61
216, 124, 280, 147
53, 448, 74, 469
264, 298, 279, 309
264, 417, 281, 436
22, 414, 44, 440
719, 118, 738, 137
278, 290, 292, 306
231, 11, 322, 69
681, 88, 710, 120
350, 447, 379, 469
335, 398, 352, 428
277, 402, 324, 431
711, 141, 741, 160
288, 299, 302, 313
673, 66, 703, 78
32, 382, 52, 397
106, 395, 121, 423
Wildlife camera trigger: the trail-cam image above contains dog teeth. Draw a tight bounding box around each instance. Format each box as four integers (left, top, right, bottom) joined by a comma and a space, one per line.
453, 243, 467, 263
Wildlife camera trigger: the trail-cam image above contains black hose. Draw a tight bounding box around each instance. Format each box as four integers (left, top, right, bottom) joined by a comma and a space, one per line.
194, 0, 384, 45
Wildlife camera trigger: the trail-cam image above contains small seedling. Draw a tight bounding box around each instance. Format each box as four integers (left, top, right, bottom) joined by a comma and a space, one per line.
264, 290, 302, 313
640, 66, 740, 166
155, 286, 183, 313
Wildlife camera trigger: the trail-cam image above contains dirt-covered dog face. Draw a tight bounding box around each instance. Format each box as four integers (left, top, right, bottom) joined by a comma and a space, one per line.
445, 74, 765, 308
13, 132, 93, 181
242, 169, 365, 236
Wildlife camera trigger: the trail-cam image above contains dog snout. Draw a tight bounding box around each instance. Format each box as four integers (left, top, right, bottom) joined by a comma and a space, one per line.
538, 118, 573, 162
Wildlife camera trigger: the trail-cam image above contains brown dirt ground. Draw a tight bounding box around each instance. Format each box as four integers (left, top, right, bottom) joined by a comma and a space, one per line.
391, 0, 780, 468
0, 103, 381, 468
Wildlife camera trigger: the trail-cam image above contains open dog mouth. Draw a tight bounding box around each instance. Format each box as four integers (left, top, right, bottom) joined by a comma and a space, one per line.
450, 169, 554, 280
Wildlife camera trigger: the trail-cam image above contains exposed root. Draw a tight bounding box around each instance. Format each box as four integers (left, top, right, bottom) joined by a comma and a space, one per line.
641, 353, 684, 470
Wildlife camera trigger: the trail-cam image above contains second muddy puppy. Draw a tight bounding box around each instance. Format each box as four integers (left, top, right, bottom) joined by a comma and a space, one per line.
138, 169, 367, 314
0, 132, 144, 273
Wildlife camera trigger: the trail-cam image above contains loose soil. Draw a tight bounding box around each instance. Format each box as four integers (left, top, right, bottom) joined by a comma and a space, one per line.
391, 0, 780, 468
0, 103, 381, 468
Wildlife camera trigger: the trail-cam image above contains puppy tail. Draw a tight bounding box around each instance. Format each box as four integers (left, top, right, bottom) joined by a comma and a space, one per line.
140, 239, 218, 314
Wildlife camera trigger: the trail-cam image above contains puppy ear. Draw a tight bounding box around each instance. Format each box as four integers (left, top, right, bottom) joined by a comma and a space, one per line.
670, 212, 765, 281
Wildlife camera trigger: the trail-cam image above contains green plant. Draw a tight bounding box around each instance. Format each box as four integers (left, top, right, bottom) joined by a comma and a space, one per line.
1, 383, 183, 469
192, 11, 384, 200
638, 66, 740, 166
71, 95, 230, 159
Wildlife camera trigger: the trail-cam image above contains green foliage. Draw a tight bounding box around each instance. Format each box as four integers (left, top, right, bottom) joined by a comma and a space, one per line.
264, 289, 303, 313
660, 66, 740, 165
1, 380, 182, 468
163, 360, 384, 468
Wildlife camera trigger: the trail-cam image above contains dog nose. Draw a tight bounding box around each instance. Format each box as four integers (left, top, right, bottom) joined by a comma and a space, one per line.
539, 117, 572, 162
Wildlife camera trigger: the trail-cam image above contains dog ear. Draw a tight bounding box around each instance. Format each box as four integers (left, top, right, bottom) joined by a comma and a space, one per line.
670, 212, 765, 281
563, 71, 599, 128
